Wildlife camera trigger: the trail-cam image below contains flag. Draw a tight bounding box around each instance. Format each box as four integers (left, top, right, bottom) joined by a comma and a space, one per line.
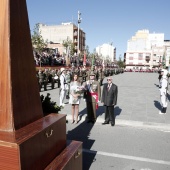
83, 52, 86, 65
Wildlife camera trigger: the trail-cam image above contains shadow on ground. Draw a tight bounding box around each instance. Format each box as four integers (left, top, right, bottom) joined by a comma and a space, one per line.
115, 106, 122, 117
167, 93, 170, 101
154, 100, 162, 111
79, 104, 122, 121
67, 121, 96, 170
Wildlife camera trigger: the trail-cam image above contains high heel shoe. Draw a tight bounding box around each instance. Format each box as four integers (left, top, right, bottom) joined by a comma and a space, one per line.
75, 120, 78, 124
71, 120, 75, 124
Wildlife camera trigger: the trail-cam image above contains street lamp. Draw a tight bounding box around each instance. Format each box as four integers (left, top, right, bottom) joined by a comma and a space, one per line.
77, 11, 82, 56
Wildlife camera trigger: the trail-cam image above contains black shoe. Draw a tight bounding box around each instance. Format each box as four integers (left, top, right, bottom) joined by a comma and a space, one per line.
91, 120, 96, 124
87, 120, 92, 123
87, 120, 95, 123
162, 107, 167, 114
111, 122, 115, 126
102, 122, 109, 125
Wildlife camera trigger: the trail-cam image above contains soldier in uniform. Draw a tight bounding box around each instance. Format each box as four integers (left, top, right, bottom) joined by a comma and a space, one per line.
78, 67, 83, 85
98, 67, 105, 86
83, 71, 101, 123
93, 65, 99, 81
82, 65, 88, 83
104, 68, 108, 77
59, 68, 67, 106
65, 69, 72, 99
57, 68, 62, 88
50, 69, 56, 89
38, 70, 46, 91
70, 66, 76, 80
43, 69, 49, 90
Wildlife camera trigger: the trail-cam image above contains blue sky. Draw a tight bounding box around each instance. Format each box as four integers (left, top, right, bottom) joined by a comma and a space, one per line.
27, 0, 170, 59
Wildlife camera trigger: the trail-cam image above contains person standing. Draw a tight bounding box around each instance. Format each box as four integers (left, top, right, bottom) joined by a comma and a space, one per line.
101, 77, 118, 126
65, 69, 72, 99
158, 69, 162, 88
59, 68, 67, 106
78, 67, 83, 85
69, 73, 82, 124
98, 67, 105, 86
159, 69, 168, 114
83, 71, 101, 123
82, 65, 88, 83
50, 69, 56, 89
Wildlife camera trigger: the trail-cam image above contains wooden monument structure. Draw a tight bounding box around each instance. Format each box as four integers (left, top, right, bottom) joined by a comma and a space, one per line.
0, 0, 82, 169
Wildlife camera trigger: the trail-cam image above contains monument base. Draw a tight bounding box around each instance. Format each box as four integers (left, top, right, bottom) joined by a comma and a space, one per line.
45, 140, 82, 170
0, 114, 66, 170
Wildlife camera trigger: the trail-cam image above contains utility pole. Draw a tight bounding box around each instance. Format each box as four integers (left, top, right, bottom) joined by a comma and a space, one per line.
77, 11, 82, 56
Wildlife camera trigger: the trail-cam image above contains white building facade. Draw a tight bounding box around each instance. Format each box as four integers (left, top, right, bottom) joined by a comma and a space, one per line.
96, 43, 116, 62
125, 29, 169, 70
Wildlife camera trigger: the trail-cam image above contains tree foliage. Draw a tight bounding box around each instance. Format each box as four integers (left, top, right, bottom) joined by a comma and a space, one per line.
62, 37, 76, 56
117, 57, 125, 68
40, 93, 63, 116
31, 23, 47, 52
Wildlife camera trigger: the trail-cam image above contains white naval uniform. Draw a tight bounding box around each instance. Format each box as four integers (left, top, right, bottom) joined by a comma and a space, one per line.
60, 73, 67, 106
160, 76, 168, 108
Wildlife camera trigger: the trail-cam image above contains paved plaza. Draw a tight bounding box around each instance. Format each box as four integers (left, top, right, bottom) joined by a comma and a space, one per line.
40, 72, 170, 131
40, 72, 170, 170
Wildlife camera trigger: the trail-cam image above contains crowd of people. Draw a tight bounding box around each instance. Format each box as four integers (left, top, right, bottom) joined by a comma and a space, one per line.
34, 51, 65, 66
33, 50, 116, 68
37, 64, 169, 125
36, 66, 123, 92
37, 65, 121, 126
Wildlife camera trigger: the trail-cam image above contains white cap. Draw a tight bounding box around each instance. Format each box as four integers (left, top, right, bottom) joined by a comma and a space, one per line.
60, 67, 65, 73
161, 69, 168, 76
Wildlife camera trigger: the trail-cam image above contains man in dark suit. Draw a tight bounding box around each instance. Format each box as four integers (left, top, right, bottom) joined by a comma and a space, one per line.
101, 77, 118, 126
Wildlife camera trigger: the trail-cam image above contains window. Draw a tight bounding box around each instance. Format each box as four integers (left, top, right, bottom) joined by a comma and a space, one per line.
138, 53, 143, 57
129, 53, 134, 56
138, 53, 143, 60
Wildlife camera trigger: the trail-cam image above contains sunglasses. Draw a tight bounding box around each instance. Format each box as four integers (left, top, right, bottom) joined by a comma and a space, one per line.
107, 79, 112, 81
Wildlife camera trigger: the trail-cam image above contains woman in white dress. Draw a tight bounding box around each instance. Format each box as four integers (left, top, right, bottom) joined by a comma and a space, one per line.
69, 73, 81, 123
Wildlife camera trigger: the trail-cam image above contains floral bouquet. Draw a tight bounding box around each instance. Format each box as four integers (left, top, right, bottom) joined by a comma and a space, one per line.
75, 86, 85, 94
72, 86, 85, 104
74, 86, 85, 96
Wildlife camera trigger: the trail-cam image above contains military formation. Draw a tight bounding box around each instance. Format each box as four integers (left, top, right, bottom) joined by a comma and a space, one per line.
36, 66, 124, 92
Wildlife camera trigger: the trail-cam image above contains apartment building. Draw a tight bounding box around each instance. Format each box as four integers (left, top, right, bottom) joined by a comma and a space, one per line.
125, 29, 169, 70
38, 22, 86, 55
96, 43, 116, 62
164, 40, 170, 66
